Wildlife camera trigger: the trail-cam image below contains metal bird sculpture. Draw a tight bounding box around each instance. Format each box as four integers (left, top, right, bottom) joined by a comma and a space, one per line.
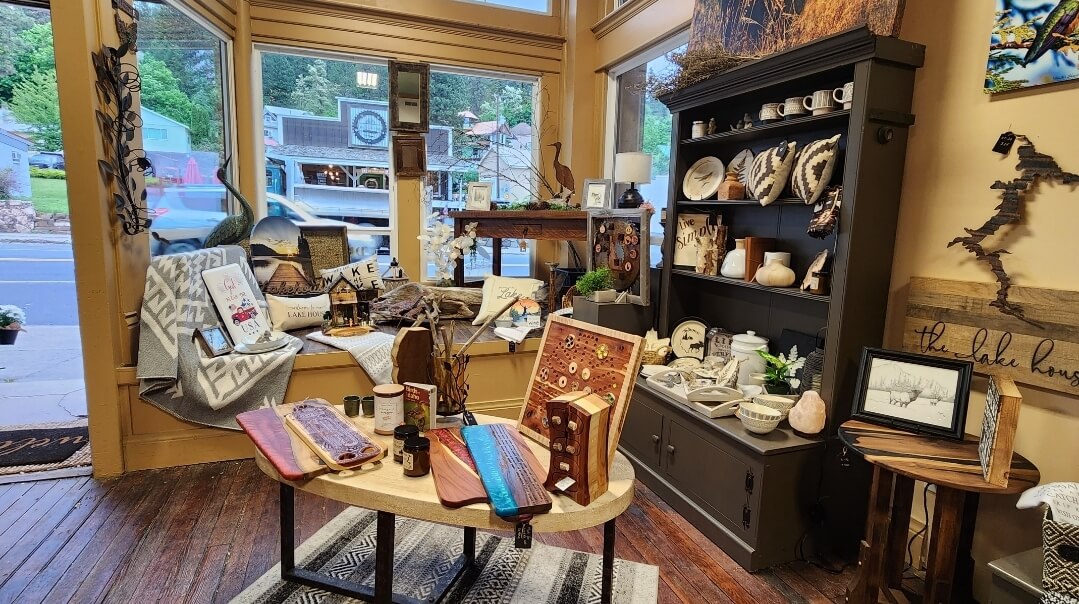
203, 156, 255, 249
1023, 0, 1079, 66
548, 142, 575, 203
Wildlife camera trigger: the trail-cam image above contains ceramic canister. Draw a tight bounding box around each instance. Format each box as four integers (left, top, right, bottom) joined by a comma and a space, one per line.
730, 330, 769, 386
372, 383, 405, 435
763, 251, 791, 267
691, 120, 707, 138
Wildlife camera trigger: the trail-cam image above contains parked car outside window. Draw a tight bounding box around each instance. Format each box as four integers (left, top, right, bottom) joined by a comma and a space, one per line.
29, 152, 65, 170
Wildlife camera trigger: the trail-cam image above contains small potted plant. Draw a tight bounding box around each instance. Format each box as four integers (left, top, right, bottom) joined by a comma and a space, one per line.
575, 268, 615, 302
0, 305, 26, 345
756, 346, 805, 395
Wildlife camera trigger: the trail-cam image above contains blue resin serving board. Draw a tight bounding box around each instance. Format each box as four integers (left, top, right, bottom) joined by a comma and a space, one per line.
460, 423, 551, 519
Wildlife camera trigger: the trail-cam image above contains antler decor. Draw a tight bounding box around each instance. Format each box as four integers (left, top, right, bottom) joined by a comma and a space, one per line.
947, 135, 1079, 325
91, 1, 154, 235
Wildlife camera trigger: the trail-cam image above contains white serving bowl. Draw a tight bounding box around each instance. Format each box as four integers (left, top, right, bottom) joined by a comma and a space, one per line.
737, 402, 783, 434
753, 394, 796, 418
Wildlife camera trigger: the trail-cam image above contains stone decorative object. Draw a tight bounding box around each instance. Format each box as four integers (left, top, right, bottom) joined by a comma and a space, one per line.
789, 390, 826, 435
720, 238, 746, 278
755, 258, 796, 287
0, 201, 35, 233
717, 171, 746, 200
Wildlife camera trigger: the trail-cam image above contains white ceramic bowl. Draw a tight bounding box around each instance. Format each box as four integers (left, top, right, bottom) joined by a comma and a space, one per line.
737, 402, 783, 434
753, 394, 796, 417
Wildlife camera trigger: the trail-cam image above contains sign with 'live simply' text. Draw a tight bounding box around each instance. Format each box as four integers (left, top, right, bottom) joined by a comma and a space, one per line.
903, 277, 1079, 395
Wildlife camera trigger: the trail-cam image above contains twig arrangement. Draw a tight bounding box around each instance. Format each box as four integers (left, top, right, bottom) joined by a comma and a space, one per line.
947, 135, 1079, 325
91, 4, 154, 235
642, 47, 757, 98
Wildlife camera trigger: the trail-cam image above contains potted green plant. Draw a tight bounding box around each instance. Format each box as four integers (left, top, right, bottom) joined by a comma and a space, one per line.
756, 346, 805, 395
0, 305, 26, 345
574, 268, 615, 302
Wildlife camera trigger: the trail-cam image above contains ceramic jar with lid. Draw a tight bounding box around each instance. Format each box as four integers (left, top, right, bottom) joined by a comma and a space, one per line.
372, 383, 404, 435
691, 120, 707, 138
720, 239, 746, 279
730, 330, 769, 386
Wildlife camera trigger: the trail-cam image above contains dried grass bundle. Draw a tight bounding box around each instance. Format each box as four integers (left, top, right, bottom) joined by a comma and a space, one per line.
644, 46, 758, 97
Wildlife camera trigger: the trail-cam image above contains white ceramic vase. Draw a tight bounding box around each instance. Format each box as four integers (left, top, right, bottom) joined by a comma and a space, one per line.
755, 258, 796, 287
720, 239, 746, 279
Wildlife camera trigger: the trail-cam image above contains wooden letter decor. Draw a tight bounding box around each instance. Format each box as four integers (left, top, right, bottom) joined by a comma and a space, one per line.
903, 277, 1079, 395
978, 376, 1022, 487
586, 209, 650, 305
947, 136, 1079, 324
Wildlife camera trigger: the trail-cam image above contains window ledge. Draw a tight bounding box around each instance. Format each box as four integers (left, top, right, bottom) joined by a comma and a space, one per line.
592, 0, 662, 39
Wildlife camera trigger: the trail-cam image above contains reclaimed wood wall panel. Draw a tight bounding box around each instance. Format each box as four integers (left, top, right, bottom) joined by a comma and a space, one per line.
903, 277, 1079, 395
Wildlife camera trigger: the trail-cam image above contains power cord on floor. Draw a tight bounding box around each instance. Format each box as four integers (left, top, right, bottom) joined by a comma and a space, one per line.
904, 483, 931, 577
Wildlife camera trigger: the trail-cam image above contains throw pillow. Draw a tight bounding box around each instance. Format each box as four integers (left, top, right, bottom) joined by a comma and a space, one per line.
266, 293, 329, 331
748, 140, 798, 206
472, 276, 544, 326
320, 256, 384, 291
791, 134, 841, 206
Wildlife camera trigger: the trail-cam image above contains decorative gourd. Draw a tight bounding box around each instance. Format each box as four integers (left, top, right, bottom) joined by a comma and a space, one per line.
755, 258, 796, 287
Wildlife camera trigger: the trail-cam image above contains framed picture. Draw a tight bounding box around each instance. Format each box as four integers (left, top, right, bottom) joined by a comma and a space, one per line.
583, 179, 612, 209
389, 61, 429, 133
194, 326, 233, 357
466, 182, 493, 211
248, 219, 350, 297
851, 347, 973, 441
586, 208, 650, 306
392, 134, 426, 178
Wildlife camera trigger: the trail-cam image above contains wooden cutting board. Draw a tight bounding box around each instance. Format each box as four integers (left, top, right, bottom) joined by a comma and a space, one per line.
428, 427, 548, 509
237, 403, 330, 481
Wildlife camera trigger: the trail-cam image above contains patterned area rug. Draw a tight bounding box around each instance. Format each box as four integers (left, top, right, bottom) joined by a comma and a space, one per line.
0, 419, 91, 476
232, 507, 659, 603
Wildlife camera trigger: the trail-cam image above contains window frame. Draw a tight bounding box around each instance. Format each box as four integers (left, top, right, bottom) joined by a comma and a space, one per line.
448, 0, 552, 17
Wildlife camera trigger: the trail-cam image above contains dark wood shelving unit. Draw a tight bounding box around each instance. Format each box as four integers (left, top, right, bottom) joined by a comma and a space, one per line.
670, 269, 830, 302
618, 27, 925, 570
680, 110, 850, 145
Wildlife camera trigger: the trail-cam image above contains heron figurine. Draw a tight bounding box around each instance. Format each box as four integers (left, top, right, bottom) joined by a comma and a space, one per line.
203, 156, 255, 249
548, 142, 575, 203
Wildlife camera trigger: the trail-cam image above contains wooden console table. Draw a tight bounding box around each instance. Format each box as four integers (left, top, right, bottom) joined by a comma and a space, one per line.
448, 210, 587, 286
839, 420, 1040, 604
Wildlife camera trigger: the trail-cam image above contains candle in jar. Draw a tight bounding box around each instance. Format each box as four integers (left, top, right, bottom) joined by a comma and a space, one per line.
372, 384, 405, 435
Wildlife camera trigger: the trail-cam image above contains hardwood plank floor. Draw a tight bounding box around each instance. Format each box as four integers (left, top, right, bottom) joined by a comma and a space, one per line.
0, 460, 856, 603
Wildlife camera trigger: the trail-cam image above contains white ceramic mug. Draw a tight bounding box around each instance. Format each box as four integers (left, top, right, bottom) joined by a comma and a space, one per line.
782, 97, 807, 119
760, 102, 784, 122
803, 90, 836, 115
833, 82, 854, 110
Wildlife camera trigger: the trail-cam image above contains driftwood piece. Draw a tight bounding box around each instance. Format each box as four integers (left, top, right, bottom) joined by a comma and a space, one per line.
947, 136, 1079, 324
371, 283, 481, 323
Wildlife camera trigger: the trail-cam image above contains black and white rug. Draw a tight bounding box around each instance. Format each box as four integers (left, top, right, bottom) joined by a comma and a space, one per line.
232, 508, 659, 603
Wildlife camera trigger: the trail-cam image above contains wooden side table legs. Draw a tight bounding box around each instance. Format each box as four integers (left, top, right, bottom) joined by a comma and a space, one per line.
924, 487, 978, 604
847, 466, 898, 603
602, 519, 616, 604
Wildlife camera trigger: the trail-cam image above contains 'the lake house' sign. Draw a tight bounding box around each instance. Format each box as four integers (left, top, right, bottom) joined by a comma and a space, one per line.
903, 277, 1079, 395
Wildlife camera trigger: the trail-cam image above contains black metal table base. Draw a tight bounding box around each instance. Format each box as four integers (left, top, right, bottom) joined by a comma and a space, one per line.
279, 483, 618, 603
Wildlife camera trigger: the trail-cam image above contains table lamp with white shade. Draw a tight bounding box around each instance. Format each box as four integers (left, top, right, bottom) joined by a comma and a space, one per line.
614, 152, 652, 209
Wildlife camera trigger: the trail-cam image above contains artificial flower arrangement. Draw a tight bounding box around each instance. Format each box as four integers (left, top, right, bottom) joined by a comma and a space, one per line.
417, 214, 481, 285
757, 345, 805, 395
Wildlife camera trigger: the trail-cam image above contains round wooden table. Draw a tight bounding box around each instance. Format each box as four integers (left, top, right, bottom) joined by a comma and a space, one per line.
838, 420, 1040, 604
254, 413, 635, 604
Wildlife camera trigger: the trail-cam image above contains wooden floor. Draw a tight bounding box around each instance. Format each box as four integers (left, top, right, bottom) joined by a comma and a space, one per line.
0, 460, 855, 603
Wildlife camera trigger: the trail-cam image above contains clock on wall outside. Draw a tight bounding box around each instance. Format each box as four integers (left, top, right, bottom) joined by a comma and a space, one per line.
352, 110, 387, 146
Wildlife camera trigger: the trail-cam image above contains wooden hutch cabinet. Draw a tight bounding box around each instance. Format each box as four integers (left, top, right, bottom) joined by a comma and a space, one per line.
620, 28, 925, 570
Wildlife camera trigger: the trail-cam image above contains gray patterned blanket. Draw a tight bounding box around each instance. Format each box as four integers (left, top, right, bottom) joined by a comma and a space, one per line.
136, 246, 302, 430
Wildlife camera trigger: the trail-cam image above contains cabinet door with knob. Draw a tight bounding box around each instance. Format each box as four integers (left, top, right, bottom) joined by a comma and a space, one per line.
620, 397, 665, 468
665, 418, 756, 541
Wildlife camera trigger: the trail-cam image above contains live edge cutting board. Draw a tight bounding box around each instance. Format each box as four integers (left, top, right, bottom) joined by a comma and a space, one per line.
237, 402, 334, 481
428, 427, 547, 509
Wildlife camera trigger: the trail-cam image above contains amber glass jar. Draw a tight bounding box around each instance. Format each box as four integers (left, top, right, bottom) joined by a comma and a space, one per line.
402, 436, 431, 477
393, 425, 419, 464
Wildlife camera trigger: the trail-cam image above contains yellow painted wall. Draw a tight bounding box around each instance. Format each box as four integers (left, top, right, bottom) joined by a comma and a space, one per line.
890, 1, 1079, 597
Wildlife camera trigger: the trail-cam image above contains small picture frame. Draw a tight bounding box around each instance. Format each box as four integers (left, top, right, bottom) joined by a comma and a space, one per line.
583, 179, 612, 209
466, 182, 493, 211
392, 134, 427, 178
194, 326, 233, 357
388, 61, 430, 133
851, 347, 973, 440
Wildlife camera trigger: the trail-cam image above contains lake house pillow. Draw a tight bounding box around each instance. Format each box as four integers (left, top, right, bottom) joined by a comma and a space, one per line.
266, 293, 330, 331
791, 134, 841, 206
748, 140, 798, 206
472, 276, 544, 325
319, 256, 384, 291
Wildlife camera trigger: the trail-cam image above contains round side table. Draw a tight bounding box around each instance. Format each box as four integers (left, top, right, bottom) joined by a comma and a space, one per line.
839, 420, 1040, 604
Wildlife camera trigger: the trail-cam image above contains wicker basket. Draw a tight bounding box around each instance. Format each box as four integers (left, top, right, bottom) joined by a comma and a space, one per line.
1044, 508, 1079, 597
642, 349, 669, 366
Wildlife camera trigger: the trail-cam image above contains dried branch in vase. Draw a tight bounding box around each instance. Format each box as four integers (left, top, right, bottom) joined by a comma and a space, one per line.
640, 47, 758, 98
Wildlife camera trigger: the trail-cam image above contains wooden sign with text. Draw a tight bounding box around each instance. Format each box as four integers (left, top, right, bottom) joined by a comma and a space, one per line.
903, 277, 1079, 395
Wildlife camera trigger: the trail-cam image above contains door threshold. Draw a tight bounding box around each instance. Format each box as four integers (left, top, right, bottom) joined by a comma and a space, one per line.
0, 465, 93, 485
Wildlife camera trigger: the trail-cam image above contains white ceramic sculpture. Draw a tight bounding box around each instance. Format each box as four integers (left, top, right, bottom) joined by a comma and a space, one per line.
789, 390, 827, 435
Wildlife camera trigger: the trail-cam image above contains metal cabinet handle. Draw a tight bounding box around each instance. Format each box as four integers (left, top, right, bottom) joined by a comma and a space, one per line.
651, 434, 660, 443
666, 445, 676, 455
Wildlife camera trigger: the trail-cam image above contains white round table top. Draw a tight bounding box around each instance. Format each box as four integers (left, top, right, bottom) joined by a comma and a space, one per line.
254, 412, 636, 533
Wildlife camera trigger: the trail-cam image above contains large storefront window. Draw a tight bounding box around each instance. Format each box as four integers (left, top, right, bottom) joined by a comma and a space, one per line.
455, 0, 549, 13
260, 50, 392, 262
136, 0, 231, 256
612, 37, 686, 266
422, 69, 537, 281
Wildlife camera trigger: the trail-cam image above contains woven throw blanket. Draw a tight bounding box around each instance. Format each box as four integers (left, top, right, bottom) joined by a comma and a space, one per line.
136, 246, 302, 429
305, 331, 395, 385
